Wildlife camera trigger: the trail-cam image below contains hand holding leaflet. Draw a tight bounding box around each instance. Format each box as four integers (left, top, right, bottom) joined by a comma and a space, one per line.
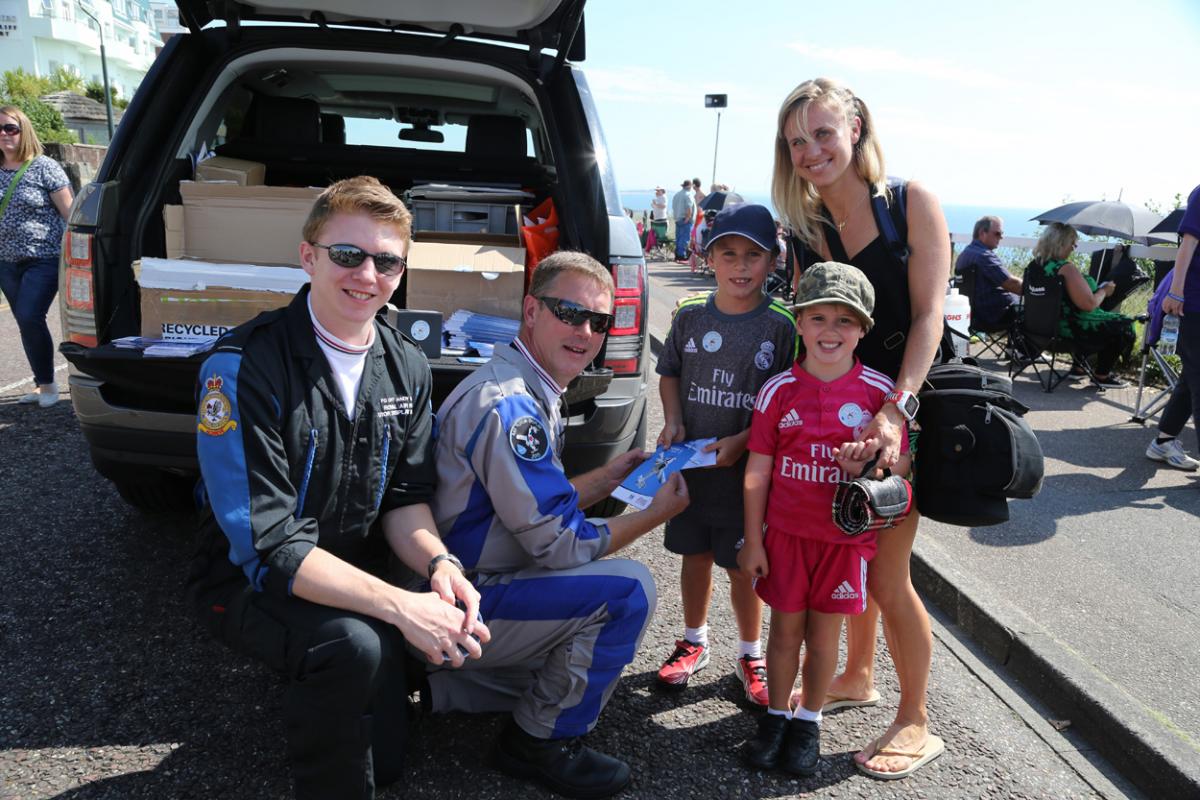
610, 438, 716, 510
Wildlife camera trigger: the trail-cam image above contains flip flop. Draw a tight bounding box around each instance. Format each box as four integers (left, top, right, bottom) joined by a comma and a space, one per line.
821, 688, 881, 713
855, 734, 945, 780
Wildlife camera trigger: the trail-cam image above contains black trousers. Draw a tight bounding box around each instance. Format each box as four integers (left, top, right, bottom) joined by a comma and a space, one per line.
190, 568, 409, 799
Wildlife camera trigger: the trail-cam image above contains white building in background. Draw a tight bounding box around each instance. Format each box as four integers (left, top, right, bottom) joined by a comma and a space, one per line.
148, 0, 182, 42
0, 0, 159, 105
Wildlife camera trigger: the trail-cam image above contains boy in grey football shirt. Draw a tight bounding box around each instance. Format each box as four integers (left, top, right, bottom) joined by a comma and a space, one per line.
655, 204, 798, 705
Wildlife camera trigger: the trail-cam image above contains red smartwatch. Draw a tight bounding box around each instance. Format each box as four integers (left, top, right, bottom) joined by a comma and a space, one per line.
883, 390, 920, 423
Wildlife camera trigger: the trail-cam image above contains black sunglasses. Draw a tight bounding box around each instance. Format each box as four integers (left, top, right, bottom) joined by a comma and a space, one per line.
0, 124, 20, 136
309, 242, 407, 276
537, 296, 615, 334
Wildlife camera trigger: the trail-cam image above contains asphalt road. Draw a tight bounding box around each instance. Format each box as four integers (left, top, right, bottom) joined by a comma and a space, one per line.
1, 286, 1138, 798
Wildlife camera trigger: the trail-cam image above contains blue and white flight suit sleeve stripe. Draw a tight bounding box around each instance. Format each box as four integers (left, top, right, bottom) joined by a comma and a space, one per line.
430, 368, 656, 740
197, 349, 318, 598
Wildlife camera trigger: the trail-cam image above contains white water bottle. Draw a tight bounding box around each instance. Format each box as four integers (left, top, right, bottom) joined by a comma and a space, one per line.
1159, 314, 1180, 356
944, 287, 972, 358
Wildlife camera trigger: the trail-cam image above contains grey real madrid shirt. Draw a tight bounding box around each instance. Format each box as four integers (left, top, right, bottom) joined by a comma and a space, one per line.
657, 293, 797, 524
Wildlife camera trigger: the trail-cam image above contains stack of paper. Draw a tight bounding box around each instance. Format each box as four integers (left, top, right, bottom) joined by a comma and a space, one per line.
110, 335, 215, 357
444, 309, 520, 352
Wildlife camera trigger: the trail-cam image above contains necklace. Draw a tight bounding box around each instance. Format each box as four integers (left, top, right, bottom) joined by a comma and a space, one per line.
831, 190, 869, 233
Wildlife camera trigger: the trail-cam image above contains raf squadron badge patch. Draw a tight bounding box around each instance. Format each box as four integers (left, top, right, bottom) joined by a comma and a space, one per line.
198, 375, 238, 436
509, 415, 549, 461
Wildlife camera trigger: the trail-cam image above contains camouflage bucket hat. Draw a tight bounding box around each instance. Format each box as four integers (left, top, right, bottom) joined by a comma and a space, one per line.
790, 261, 876, 331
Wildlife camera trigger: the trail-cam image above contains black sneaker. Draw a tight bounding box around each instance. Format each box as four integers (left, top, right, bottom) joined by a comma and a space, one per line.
781, 718, 820, 776
1093, 375, 1128, 389
745, 713, 789, 770
490, 720, 631, 799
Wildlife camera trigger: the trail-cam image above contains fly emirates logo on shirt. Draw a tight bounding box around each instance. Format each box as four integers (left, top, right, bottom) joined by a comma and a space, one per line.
685, 368, 757, 411
778, 443, 850, 485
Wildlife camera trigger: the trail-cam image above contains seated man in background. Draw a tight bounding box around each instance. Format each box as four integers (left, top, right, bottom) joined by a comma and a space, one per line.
955, 215, 1022, 329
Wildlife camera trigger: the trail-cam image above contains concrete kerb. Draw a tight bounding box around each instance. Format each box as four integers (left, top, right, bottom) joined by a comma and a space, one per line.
646, 328, 1199, 799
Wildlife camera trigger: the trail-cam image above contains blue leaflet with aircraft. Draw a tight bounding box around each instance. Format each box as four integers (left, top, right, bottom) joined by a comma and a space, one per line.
611, 438, 716, 510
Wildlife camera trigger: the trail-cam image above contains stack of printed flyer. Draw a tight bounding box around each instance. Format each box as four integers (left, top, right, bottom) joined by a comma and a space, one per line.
444, 309, 520, 354
610, 439, 716, 510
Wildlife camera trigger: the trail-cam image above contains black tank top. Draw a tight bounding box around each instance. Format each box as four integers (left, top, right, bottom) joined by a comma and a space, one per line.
819, 228, 912, 381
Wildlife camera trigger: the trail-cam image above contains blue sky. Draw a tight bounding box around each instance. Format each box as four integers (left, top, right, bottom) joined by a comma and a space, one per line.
582, 0, 1200, 210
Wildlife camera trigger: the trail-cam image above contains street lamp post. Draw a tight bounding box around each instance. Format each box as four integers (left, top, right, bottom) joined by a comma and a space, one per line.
77, 3, 115, 141
704, 94, 727, 187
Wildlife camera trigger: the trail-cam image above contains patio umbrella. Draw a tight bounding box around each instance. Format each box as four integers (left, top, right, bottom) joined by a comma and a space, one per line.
1148, 207, 1184, 236
1031, 200, 1165, 243
699, 191, 744, 212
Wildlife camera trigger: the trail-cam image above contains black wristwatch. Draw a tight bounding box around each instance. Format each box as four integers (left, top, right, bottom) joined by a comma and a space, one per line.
427, 553, 464, 579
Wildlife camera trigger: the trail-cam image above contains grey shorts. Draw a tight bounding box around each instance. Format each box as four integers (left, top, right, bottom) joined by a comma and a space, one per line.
664, 506, 743, 569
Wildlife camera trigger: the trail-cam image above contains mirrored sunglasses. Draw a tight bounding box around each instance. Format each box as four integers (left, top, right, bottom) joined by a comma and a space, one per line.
0, 124, 21, 136
538, 296, 615, 334
310, 242, 406, 276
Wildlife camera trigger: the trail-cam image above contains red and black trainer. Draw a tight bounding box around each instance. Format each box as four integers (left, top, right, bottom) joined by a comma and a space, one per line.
735, 655, 769, 706
656, 639, 709, 688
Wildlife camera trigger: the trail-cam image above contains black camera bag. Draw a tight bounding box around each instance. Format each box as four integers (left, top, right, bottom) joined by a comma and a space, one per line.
914, 362, 1044, 526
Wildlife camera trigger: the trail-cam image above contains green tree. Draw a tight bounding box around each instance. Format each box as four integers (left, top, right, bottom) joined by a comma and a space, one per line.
48, 66, 85, 94
85, 80, 129, 111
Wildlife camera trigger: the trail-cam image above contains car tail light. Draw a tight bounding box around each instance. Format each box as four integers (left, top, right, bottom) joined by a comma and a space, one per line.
61, 229, 98, 346
604, 260, 646, 375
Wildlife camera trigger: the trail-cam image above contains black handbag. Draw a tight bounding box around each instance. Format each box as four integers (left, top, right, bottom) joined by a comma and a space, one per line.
914, 362, 1044, 527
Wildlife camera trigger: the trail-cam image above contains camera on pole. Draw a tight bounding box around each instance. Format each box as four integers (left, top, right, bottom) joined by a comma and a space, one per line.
705, 95, 727, 184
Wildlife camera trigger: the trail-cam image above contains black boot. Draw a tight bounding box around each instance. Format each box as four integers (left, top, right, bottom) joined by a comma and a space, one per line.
745, 713, 789, 770
780, 718, 820, 776
491, 719, 631, 799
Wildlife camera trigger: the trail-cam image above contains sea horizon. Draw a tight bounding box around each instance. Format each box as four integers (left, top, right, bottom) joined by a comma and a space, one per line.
618, 189, 1047, 239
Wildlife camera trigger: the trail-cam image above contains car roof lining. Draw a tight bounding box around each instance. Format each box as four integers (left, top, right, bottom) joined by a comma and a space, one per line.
176, 48, 545, 160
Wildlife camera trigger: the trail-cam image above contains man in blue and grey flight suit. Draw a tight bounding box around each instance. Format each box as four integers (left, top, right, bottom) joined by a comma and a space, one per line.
187, 177, 489, 800
430, 251, 690, 798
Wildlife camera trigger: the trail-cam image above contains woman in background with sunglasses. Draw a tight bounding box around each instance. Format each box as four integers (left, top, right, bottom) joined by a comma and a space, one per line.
0, 105, 74, 408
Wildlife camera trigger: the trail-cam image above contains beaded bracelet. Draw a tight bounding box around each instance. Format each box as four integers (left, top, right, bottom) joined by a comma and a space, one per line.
1167, 291, 1186, 302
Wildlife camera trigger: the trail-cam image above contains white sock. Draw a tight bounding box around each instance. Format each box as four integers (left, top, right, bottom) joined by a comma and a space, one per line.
767, 706, 791, 719
684, 625, 708, 647
792, 706, 822, 724
738, 639, 762, 660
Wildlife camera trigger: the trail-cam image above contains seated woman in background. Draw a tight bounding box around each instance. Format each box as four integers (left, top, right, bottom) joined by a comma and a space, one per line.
1026, 222, 1136, 388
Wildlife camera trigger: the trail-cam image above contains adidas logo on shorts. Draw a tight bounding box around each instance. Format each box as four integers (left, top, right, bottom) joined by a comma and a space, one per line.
831, 580, 859, 600
684, 337, 698, 354
778, 409, 803, 429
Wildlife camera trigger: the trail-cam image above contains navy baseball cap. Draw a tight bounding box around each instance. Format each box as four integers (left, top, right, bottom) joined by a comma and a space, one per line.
705, 204, 778, 253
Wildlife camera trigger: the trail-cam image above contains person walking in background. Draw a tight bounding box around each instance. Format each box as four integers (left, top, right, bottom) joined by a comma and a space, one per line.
771, 77, 949, 780
1150, 184, 1200, 470
0, 105, 74, 408
1024, 223, 1135, 388
955, 216, 1022, 329
655, 204, 798, 707
672, 179, 696, 262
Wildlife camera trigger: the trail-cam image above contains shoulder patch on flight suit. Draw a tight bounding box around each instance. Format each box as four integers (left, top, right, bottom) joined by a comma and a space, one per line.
198, 374, 238, 436
509, 415, 549, 461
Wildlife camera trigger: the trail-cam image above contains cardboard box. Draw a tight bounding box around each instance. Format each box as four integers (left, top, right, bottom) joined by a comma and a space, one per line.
195, 156, 266, 185
178, 182, 323, 265
163, 204, 185, 259
138, 258, 309, 341
406, 235, 525, 320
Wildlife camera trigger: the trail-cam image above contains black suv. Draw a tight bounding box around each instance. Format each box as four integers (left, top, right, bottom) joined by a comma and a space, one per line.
58, 0, 648, 512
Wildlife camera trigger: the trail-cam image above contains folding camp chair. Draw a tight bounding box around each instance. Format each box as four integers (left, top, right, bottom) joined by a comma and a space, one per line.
1009, 277, 1103, 392
958, 265, 1012, 359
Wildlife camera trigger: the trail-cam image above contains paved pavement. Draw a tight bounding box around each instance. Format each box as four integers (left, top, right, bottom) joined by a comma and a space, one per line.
0, 281, 1148, 799
647, 258, 1199, 798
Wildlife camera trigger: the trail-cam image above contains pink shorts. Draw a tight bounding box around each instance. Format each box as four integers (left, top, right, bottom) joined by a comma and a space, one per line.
754, 530, 873, 614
